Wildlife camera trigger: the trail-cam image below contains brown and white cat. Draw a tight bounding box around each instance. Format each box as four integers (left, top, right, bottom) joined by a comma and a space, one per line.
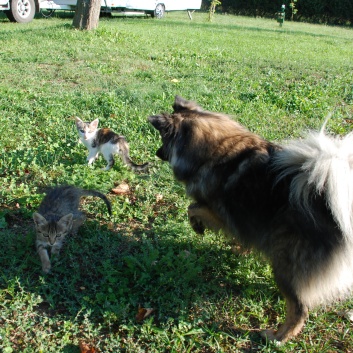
75, 117, 148, 172
33, 185, 112, 273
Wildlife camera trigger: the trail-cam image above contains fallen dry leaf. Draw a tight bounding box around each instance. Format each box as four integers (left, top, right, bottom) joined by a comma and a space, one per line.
79, 341, 96, 353
136, 307, 154, 322
112, 182, 130, 195
155, 193, 163, 202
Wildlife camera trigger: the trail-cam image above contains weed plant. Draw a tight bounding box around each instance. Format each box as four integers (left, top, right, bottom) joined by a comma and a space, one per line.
0, 10, 353, 352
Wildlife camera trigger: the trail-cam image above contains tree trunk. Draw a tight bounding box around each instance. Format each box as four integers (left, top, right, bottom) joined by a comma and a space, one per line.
72, 0, 101, 30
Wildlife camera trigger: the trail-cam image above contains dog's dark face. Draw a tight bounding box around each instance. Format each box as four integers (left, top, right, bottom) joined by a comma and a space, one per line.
148, 96, 203, 162
149, 95, 266, 182
148, 113, 175, 162
149, 96, 216, 181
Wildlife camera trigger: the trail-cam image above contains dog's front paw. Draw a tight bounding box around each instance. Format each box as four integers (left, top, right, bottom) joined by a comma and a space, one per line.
189, 216, 205, 234
188, 203, 206, 234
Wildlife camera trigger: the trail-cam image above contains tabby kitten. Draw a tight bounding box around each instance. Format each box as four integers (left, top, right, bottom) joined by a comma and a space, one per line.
33, 185, 112, 273
75, 117, 148, 171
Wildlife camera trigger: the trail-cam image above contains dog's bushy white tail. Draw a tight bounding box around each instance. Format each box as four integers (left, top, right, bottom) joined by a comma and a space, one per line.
274, 130, 353, 241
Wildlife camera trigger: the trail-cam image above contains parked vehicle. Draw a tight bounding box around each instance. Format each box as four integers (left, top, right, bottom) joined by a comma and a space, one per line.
1, 0, 202, 23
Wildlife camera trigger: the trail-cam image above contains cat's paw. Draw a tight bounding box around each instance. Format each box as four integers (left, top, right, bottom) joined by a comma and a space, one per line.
51, 247, 61, 256
42, 263, 51, 274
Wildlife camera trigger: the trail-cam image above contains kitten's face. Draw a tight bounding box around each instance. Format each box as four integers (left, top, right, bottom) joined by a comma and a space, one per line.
33, 213, 73, 246
75, 117, 99, 141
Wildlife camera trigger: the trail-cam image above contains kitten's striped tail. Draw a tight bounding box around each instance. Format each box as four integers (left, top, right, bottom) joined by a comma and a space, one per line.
119, 138, 149, 172
81, 190, 112, 215
124, 158, 149, 172
273, 129, 353, 241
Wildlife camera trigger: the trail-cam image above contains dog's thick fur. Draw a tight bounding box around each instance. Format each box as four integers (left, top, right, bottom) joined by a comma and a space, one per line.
149, 96, 353, 343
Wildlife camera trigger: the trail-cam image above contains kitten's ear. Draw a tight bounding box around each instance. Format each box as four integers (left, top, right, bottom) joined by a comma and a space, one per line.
33, 212, 47, 227
58, 213, 73, 229
90, 119, 99, 130
75, 117, 83, 128
173, 95, 203, 113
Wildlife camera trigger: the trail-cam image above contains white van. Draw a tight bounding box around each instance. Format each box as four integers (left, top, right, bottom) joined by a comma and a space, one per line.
1, 0, 202, 23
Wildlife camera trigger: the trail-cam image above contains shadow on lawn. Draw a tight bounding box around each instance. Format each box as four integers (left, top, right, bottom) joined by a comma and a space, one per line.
0, 206, 277, 351
62, 344, 80, 353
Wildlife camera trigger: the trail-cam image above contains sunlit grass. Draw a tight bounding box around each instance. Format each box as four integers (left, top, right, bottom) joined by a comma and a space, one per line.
0, 11, 353, 352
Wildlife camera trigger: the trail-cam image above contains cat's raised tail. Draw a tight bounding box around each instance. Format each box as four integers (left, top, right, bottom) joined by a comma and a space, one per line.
119, 138, 149, 172
80, 189, 112, 215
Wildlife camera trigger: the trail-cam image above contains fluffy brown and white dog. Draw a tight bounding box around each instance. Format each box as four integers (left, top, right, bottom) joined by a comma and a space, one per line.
149, 96, 353, 343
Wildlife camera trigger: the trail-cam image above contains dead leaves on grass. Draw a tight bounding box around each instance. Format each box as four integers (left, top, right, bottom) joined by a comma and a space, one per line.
111, 182, 130, 195
111, 183, 164, 205
79, 341, 96, 353
136, 306, 154, 322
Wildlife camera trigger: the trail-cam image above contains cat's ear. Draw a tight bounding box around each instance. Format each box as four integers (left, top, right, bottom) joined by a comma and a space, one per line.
33, 212, 47, 227
75, 117, 83, 127
58, 213, 73, 230
90, 119, 99, 130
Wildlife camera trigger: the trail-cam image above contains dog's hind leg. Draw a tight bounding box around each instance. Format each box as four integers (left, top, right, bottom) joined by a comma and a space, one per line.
278, 297, 308, 342
261, 264, 309, 343
261, 296, 308, 344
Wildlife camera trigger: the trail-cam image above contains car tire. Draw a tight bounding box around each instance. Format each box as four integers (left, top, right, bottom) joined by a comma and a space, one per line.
4, 0, 36, 23
151, 3, 165, 19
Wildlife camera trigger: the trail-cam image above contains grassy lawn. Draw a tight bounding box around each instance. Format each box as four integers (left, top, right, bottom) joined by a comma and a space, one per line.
1, 10, 353, 352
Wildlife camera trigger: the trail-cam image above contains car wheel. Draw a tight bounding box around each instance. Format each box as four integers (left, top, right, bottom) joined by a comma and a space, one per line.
152, 3, 165, 19
4, 0, 36, 23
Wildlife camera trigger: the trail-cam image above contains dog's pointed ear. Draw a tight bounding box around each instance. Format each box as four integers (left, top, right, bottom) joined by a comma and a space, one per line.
173, 95, 203, 113
148, 114, 169, 131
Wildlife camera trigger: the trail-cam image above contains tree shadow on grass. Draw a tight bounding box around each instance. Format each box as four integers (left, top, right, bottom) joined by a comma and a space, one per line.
62, 344, 80, 353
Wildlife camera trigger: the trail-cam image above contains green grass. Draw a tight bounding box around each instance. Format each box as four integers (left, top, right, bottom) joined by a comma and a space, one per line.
0, 10, 353, 352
